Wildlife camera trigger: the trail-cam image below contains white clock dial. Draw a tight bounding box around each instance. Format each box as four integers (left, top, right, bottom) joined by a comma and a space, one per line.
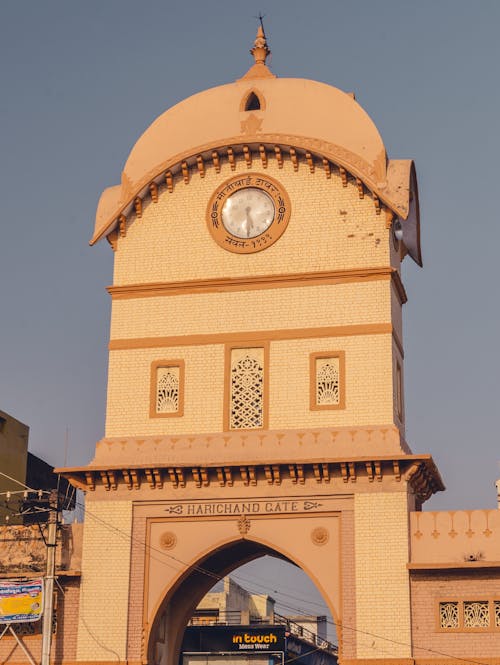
221, 188, 275, 239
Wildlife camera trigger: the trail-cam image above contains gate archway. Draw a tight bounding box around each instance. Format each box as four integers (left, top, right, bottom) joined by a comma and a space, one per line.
146, 534, 341, 665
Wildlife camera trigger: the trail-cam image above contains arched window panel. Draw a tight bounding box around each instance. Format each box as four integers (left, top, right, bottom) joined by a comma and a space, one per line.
310, 351, 345, 411
150, 360, 185, 418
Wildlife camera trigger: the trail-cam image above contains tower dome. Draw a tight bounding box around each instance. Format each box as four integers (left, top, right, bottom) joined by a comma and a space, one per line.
92, 27, 421, 264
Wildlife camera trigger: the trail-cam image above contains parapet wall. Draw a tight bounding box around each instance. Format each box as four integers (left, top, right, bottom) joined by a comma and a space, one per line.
410, 509, 500, 564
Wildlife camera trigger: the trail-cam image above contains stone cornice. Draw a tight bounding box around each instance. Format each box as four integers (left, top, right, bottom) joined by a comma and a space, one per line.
57, 453, 443, 502
107, 266, 407, 303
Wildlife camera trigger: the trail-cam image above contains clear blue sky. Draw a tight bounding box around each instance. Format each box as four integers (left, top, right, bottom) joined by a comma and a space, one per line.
1, 0, 500, 618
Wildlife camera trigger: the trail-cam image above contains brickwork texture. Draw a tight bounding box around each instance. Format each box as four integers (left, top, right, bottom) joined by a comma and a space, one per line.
76, 500, 133, 661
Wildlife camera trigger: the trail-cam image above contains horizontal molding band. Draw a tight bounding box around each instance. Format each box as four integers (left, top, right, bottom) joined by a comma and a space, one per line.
408, 561, 500, 570
109, 323, 393, 350
107, 266, 406, 300
342, 660, 415, 665
341, 660, 500, 665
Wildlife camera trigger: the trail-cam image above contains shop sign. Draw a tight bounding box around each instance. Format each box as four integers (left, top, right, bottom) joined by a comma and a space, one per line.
182, 625, 286, 653
0, 579, 43, 623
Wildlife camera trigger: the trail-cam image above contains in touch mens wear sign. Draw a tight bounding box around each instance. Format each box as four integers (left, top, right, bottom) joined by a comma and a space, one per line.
182, 626, 286, 652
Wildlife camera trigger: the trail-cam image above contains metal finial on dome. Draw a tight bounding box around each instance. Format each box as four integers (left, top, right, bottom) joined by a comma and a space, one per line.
250, 18, 270, 65
239, 17, 275, 80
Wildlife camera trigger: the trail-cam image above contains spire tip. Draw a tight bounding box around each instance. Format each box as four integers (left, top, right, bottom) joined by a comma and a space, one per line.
250, 19, 270, 65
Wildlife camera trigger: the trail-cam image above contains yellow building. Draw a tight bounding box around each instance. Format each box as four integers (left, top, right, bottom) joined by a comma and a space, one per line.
0, 409, 29, 524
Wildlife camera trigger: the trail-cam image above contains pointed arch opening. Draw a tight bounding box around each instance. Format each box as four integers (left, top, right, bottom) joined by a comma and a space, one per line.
147, 537, 338, 665
240, 89, 266, 112
245, 92, 261, 111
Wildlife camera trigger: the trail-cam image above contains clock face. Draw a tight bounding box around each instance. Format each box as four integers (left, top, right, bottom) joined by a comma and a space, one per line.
221, 188, 275, 239
206, 173, 291, 254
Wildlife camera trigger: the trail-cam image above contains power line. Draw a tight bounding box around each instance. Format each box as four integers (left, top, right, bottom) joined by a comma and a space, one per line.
0, 470, 44, 493
73, 498, 494, 665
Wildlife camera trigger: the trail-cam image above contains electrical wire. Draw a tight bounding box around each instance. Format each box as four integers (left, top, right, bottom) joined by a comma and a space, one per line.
71, 498, 495, 665
79, 583, 122, 663
11, 492, 491, 665
74, 498, 327, 609
0, 471, 42, 493
284, 643, 339, 664
10, 493, 488, 665
0, 455, 488, 662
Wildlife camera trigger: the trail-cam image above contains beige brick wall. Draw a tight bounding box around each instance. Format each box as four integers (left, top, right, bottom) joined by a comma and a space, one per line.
105, 333, 394, 437
112, 159, 391, 286
110, 280, 391, 339
127, 510, 147, 662
354, 492, 412, 658
340, 509, 357, 659
76, 500, 133, 661
270, 334, 393, 430
104, 152, 405, 442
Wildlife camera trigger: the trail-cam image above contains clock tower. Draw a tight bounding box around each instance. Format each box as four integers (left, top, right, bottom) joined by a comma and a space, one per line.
62, 27, 443, 665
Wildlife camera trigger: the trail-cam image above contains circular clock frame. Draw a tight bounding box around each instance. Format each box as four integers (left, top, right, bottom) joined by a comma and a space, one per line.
206, 173, 291, 254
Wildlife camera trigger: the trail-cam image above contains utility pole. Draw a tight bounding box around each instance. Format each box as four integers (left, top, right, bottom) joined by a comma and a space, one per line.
41, 489, 58, 665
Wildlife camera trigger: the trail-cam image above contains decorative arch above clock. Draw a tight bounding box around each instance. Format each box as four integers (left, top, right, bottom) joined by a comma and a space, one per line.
101, 141, 420, 266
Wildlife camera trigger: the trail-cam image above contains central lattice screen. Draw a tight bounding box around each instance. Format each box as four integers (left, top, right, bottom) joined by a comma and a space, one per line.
229, 347, 264, 430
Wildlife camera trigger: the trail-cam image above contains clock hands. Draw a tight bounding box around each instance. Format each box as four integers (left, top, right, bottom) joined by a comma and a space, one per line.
244, 206, 254, 238
220, 187, 276, 239
213, 176, 288, 252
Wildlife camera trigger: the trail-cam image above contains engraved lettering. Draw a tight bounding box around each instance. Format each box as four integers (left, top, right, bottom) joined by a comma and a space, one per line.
165, 498, 324, 517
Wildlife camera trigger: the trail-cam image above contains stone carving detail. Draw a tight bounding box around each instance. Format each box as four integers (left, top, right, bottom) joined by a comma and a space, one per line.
159, 531, 177, 550
439, 602, 459, 629
311, 527, 329, 546
230, 349, 264, 429
304, 501, 323, 511
316, 358, 340, 406
464, 601, 489, 628
156, 367, 179, 413
241, 114, 263, 135
238, 515, 251, 535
